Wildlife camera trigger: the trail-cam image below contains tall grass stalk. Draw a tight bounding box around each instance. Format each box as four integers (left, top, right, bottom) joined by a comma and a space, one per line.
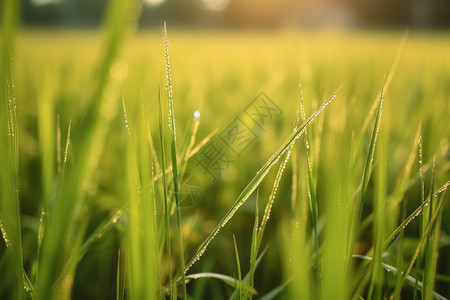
163, 22, 187, 298
297, 70, 319, 275
367, 122, 386, 300
180, 87, 341, 280
348, 82, 384, 262
158, 84, 173, 297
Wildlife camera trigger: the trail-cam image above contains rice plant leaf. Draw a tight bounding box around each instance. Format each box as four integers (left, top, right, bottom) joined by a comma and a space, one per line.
384, 180, 449, 249
232, 234, 243, 298
349, 81, 384, 259
163, 22, 187, 299
185, 273, 258, 295
158, 82, 173, 296
423, 159, 440, 300
396, 190, 446, 296
298, 72, 319, 269
180, 86, 341, 280
367, 126, 386, 300
353, 255, 447, 300
261, 281, 290, 300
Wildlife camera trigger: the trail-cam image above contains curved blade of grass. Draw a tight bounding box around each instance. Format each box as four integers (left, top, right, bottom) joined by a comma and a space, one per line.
354, 255, 446, 300
360, 123, 423, 232
355, 184, 447, 299
361, 31, 406, 133
384, 179, 449, 249
185, 273, 258, 295
423, 159, 440, 300
261, 280, 290, 300
158, 83, 173, 297
394, 188, 446, 297
230, 245, 270, 300
179, 86, 341, 280
232, 234, 243, 298
348, 81, 384, 259
367, 126, 386, 300
122, 89, 160, 299
297, 70, 319, 271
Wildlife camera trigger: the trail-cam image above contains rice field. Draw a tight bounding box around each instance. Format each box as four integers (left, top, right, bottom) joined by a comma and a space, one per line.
1, 1, 450, 299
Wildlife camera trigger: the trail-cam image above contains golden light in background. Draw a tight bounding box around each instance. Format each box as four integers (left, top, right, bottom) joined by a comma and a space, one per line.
30, 0, 61, 6
144, 0, 166, 7
200, 0, 231, 11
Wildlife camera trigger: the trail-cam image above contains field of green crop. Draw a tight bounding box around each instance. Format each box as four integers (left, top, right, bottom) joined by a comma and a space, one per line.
1, 1, 450, 299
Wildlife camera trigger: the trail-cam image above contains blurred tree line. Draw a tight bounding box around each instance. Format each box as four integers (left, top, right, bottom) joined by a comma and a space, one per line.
13, 0, 450, 29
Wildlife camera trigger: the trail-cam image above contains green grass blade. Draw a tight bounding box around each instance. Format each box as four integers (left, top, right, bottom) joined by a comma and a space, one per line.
367, 125, 386, 300
0, 0, 24, 296
185, 272, 258, 295
360, 123, 422, 233
232, 234, 243, 298
354, 255, 447, 300
261, 281, 290, 300
180, 86, 341, 278
116, 250, 122, 300
297, 73, 319, 272
384, 180, 449, 249
349, 81, 384, 259
422, 159, 441, 300
394, 189, 446, 296
158, 83, 174, 297
163, 22, 187, 299
122, 89, 160, 299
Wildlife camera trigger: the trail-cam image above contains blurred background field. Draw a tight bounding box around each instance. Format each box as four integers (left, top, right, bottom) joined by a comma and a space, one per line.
1, 0, 450, 299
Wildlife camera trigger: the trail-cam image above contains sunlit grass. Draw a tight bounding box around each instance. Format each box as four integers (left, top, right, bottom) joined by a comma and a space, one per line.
1, 3, 450, 298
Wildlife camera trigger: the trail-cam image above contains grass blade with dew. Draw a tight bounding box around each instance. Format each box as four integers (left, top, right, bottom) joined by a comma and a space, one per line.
389, 188, 446, 299
287, 147, 312, 300
348, 81, 384, 260
360, 123, 422, 233
158, 83, 174, 297
185, 273, 258, 295
297, 64, 320, 273
163, 22, 187, 299
353, 255, 447, 300
243, 147, 292, 297
422, 159, 441, 300
0, 0, 25, 297
360, 31, 407, 134
178, 86, 341, 281
367, 122, 386, 300
414, 129, 426, 300
383, 179, 449, 250
122, 89, 160, 299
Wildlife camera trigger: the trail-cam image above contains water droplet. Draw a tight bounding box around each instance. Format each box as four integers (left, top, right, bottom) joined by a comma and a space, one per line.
194, 110, 200, 119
